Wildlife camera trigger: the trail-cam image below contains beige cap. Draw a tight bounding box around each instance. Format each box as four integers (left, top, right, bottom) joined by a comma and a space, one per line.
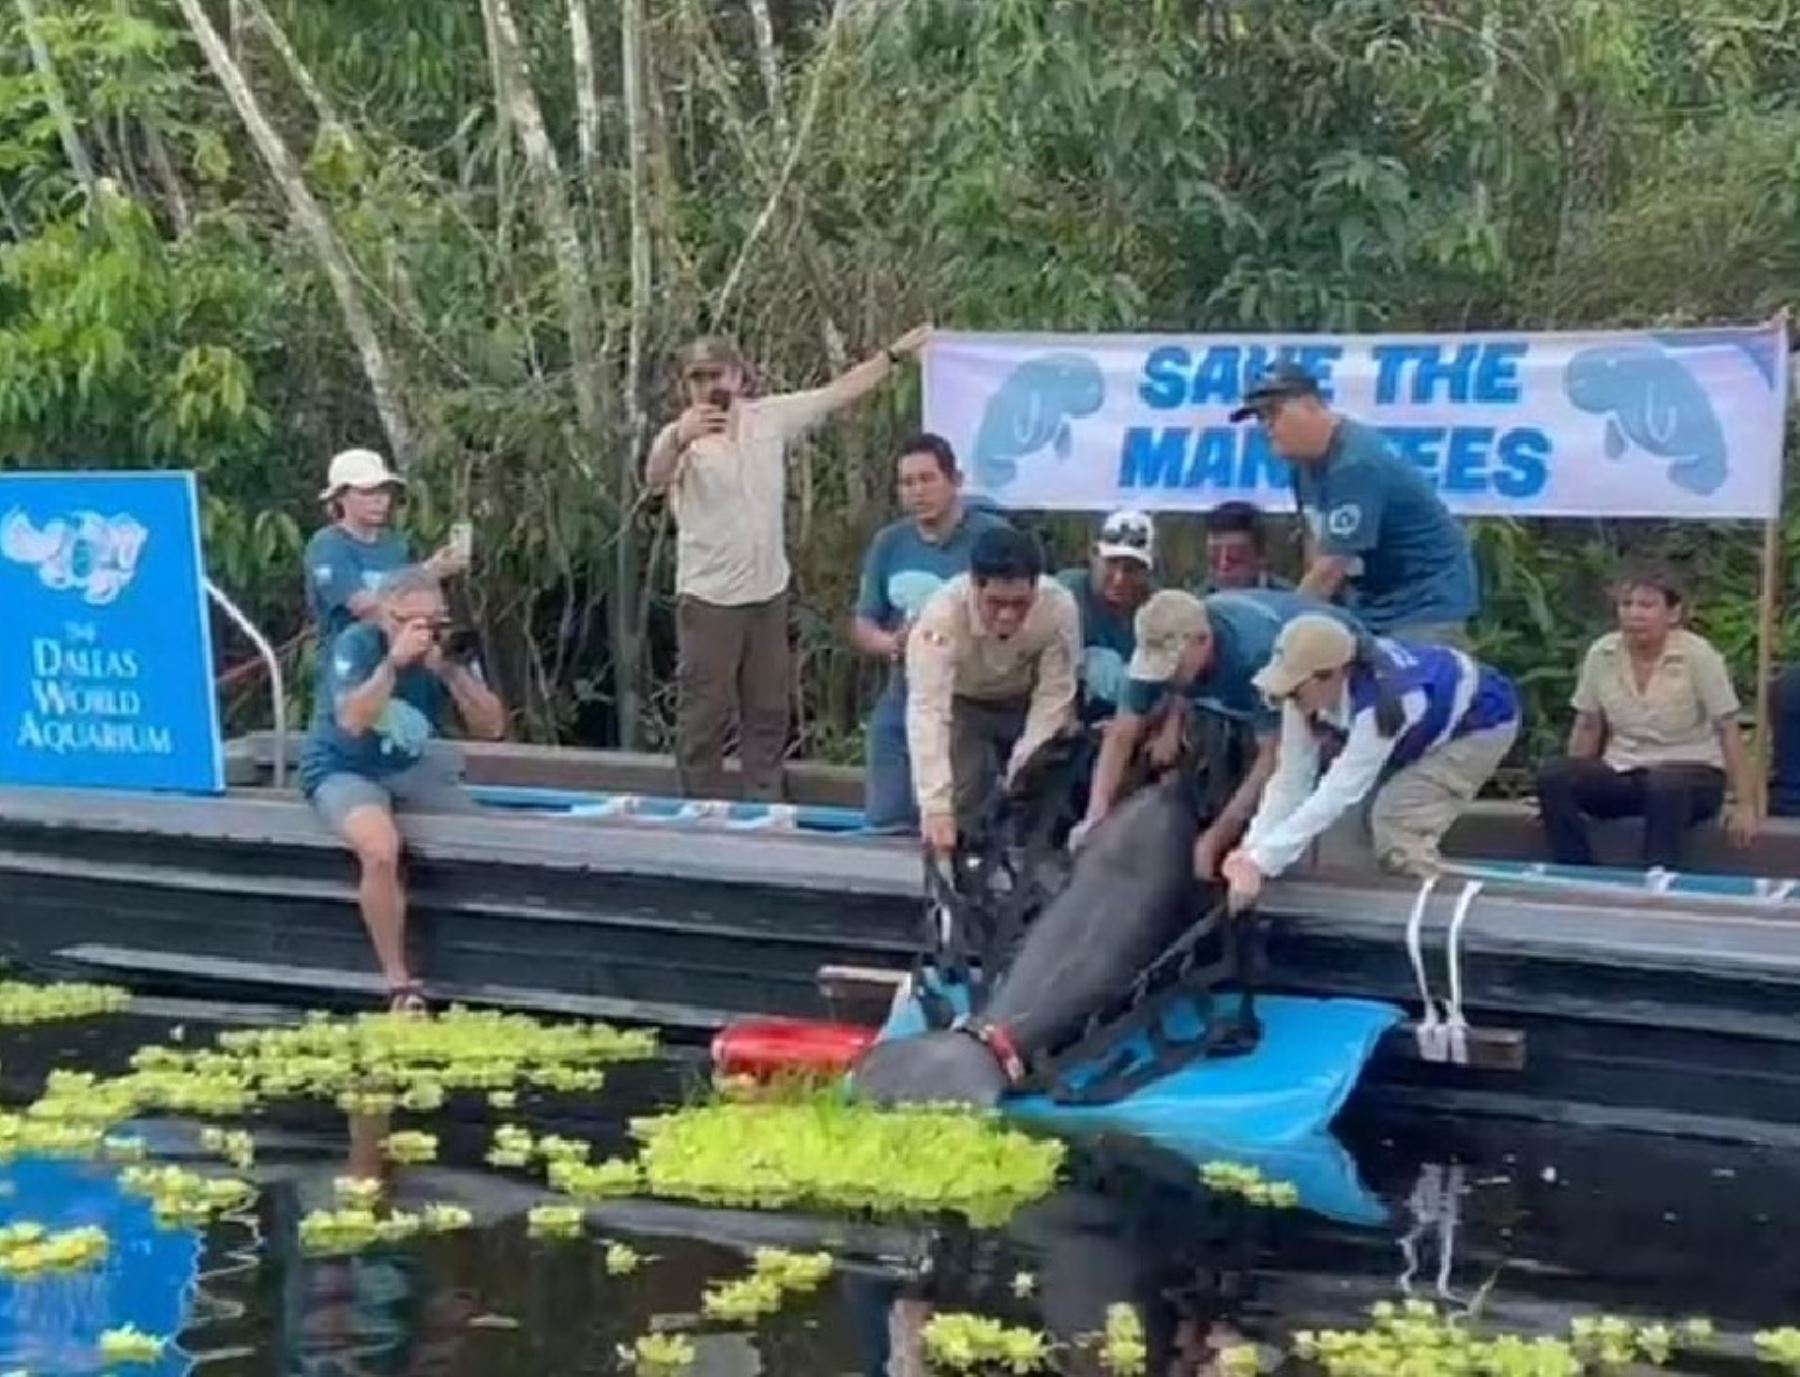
1252, 614, 1357, 698
680, 335, 746, 378
1128, 589, 1209, 681
320, 448, 405, 501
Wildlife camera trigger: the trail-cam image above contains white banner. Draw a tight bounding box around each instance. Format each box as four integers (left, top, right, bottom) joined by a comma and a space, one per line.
921, 323, 1789, 519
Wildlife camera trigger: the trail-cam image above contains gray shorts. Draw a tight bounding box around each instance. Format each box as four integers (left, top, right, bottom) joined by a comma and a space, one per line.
308, 747, 478, 835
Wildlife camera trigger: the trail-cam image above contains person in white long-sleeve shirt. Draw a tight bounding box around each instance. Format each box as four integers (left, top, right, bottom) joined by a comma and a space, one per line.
1221, 615, 1519, 908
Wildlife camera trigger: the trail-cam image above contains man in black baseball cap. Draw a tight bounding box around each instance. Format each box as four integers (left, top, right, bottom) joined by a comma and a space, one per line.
1233, 360, 1477, 646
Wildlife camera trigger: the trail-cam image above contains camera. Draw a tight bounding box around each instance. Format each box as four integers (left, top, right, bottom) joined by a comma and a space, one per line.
439, 626, 480, 662
706, 386, 732, 411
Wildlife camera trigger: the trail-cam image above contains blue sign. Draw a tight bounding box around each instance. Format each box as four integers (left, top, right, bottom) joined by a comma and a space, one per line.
0, 471, 223, 793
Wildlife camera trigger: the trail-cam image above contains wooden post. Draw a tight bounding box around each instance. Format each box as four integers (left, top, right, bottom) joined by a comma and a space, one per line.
1754, 515, 1781, 816
1754, 309, 1794, 815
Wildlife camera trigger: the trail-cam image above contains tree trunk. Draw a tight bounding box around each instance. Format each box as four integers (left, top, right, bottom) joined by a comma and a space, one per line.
481, 0, 607, 460
617, 0, 652, 748
173, 0, 416, 463
14, 0, 96, 193
745, 0, 787, 141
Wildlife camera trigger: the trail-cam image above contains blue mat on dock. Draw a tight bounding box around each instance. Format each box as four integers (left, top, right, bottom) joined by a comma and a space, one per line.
1447, 858, 1800, 904
468, 784, 867, 834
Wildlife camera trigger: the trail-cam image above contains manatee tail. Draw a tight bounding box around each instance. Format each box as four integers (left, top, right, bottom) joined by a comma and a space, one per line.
1668, 448, 1727, 497
850, 1032, 1009, 1109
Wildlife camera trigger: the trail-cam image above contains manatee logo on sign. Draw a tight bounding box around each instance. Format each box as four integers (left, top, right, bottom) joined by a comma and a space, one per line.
1563, 343, 1730, 497
1, 508, 149, 606
971, 352, 1105, 489
0, 472, 223, 794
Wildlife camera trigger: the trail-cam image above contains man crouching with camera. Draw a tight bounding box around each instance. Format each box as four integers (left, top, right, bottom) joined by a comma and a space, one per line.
298, 564, 506, 1013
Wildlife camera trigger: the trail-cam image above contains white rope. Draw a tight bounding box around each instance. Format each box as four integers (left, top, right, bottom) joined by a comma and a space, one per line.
1405, 874, 1446, 1061
1443, 880, 1485, 1066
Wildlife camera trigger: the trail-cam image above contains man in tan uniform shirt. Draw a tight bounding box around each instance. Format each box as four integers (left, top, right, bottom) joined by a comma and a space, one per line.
906, 526, 1082, 855
646, 328, 928, 800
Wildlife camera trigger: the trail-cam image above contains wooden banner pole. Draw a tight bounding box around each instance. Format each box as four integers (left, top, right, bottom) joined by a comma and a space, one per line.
1754, 515, 1781, 817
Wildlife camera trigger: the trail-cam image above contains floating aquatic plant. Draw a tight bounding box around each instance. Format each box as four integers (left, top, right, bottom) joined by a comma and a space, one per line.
333, 1176, 383, 1209
1216, 1345, 1260, 1376
921, 1313, 1049, 1373
96, 1325, 166, 1365
1757, 1327, 1800, 1372
701, 1249, 834, 1324
101, 1134, 145, 1162
117, 1165, 252, 1229
604, 1241, 642, 1275
1100, 1303, 1146, 1375
0, 1222, 108, 1278
420, 1203, 473, 1233
631, 1092, 1063, 1224
550, 1156, 640, 1199
198, 1127, 255, 1169
526, 1204, 585, 1239
625, 1332, 696, 1372
0, 981, 128, 1025
1197, 1161, 1298, 1208
381, 1130, 438, 1165
487, 1124, 534, 1169
1289, 1298, 1719, 1377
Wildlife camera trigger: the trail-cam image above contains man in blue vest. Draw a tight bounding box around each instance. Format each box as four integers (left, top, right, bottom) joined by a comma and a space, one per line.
1221, 615, 1519, 908
1072, 588, 1360, 878
852, 434, 1012, 832
1232, 363, 1478, 646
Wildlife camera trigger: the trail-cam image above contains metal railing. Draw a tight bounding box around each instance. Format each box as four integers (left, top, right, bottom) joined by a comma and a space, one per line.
206, 579, 286, 789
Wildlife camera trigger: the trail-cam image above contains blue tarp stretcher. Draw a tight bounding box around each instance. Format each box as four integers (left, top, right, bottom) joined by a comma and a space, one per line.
878, 984, 1402, 1225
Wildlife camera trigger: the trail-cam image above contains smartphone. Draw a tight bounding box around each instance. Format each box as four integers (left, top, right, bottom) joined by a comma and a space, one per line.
449, 520, 473, 562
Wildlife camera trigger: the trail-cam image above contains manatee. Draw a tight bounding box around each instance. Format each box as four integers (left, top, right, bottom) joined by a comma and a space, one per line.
852, 774, 1207, 1107
970, 352, 1106, 490
1564, 344, 1728, 497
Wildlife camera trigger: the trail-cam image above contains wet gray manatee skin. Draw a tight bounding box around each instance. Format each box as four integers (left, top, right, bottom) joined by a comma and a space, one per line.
853, 777, 1205, 1108
1563, 343, 1728, 496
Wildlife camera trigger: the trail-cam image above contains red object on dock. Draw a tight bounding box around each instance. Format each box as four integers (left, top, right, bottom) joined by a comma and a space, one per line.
711, 1017, 878, 1080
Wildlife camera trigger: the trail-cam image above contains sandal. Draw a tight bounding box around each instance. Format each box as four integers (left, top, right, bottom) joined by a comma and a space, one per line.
386, 979, 428, 1016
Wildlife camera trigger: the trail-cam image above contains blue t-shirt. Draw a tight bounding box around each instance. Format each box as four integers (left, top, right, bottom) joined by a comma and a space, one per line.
299, 622, 448, 795
1122, 590, 1362, 731
1056, 568, 1143, 721
304, 525, 412, 646
1293, 418, 1478, 633
856, 508, 1013, 630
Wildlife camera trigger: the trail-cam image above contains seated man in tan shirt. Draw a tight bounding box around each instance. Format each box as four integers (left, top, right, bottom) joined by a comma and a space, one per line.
905, 526, 1082, 855
1536, 562, 1757, 869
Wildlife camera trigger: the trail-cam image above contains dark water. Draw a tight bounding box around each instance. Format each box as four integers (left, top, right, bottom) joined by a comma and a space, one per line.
2, 1009, 1798, 1375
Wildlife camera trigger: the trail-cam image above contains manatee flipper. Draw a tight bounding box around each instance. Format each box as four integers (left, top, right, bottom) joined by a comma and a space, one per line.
1053, 419, 1073, 461
1603, 417, 1626, 459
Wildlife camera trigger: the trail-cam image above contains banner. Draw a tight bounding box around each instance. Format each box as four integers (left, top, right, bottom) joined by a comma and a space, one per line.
922, 322, 1789, 519
0, 471, 223, 793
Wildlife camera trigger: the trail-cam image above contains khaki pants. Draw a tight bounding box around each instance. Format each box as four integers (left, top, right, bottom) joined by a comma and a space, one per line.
1369, 720, 1517, 876
949, 695, 1028, 832
676, 591, 790, 801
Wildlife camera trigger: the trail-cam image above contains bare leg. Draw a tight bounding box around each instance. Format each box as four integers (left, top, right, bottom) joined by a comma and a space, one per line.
338, 803, 410, 990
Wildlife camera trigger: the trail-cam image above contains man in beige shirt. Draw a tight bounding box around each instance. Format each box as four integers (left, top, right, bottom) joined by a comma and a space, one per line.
906, 526, 1082, 855
646, 328, 928, 800
1536, 563, 1756, 869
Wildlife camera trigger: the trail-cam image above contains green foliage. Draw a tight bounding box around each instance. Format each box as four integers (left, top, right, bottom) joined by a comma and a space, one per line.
0, 0, 1796, 752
